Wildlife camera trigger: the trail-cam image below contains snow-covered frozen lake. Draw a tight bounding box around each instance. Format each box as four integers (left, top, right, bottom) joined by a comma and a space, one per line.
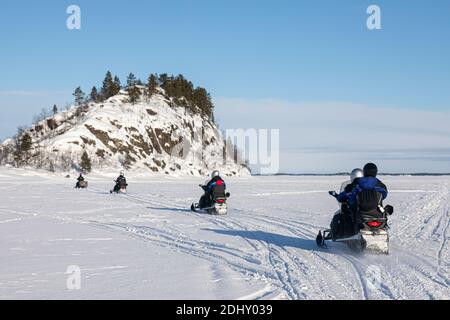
0, 168, 448, 300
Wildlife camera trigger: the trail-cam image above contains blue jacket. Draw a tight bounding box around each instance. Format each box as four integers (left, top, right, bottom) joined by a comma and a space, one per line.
336, 177, 388, 206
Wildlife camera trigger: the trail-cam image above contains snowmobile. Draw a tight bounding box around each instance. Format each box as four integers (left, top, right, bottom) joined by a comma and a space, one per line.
191, 184, 230, 215
110, 181, 128, 194
316, 189, 394, 254
76, 180, 88, 189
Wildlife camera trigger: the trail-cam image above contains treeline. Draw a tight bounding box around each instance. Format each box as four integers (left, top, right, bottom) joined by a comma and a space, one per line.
159, 74, 214, 119
73, 71, 215, 120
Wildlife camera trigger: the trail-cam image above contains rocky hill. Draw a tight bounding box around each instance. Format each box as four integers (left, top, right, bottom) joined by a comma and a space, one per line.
0, 78, 249, 177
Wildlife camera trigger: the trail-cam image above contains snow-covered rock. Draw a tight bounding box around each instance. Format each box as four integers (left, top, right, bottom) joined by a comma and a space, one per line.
0, 90, 250, 177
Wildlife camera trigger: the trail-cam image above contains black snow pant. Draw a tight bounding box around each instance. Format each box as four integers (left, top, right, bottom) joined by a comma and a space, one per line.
330, 211, 356, 240
199, 194, 211, 209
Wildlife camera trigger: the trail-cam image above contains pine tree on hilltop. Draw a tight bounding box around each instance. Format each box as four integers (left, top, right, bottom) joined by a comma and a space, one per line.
146, 74, 158, 98
73, 87, 86, 106
206, 92, 214, 120
159, 73, 168, 85
80, 151, 92, 173
112, 76, 121, 95
192, 87, 214, 118
52, 104, 58, 115
90, 86, 99, 102
103, 71, 113, 89
126, 73, 137, 88
100, 71, 114, 101
127, 86, 141, 105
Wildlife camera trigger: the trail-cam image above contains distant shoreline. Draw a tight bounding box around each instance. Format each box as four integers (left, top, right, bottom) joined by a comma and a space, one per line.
253, 173, 450, 177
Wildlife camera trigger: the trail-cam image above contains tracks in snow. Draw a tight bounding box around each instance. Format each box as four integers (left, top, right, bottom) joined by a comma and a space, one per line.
84, 191, 368, 299
70, 184, 450, 300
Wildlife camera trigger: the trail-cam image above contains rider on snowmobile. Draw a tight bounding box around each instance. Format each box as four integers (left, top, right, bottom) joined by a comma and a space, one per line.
329, 168, 363, 202
332, 163, 388, 214
340, 168, 364, 193
76, 173, 85, 188
348, 163, 388, 206
113, 171, 127, 192
116, 171, 127, 184
199, 170, 226, 208
331, 165, 387, 202
317, 164, 392, 251
327, 168, 363, 238
206, 170, 226, 192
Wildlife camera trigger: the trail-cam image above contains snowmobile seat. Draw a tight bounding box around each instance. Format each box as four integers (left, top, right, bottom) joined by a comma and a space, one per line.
357, 189, 384, 219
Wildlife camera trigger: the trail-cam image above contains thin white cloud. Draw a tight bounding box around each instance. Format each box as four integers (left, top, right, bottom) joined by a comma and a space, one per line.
214, 97, 450, 173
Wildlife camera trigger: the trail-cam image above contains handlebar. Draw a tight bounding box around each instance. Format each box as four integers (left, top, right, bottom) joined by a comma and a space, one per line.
328, 190, 337, 198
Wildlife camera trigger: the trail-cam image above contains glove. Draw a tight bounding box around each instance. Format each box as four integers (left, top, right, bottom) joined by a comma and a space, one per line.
328, 191, 337, 197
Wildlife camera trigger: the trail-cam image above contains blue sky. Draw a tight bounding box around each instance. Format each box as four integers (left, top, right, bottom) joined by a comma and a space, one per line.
1, 0, 450, 172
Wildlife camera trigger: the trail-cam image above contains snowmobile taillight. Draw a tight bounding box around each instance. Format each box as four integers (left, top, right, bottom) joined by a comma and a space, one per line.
216, 199, 225, 203
367, 221, 382, 228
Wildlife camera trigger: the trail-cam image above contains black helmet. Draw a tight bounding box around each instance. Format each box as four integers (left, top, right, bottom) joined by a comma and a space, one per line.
363, 163, 378, 177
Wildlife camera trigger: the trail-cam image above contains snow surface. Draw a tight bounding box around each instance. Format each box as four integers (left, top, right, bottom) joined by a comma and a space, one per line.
0, 167, 449, 300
